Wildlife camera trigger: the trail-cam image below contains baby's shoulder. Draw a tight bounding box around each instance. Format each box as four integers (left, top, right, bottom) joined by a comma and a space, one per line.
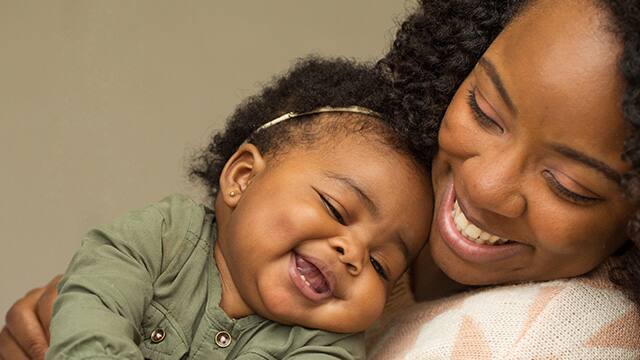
148, 192, 214, 265
93, 193, 213, 277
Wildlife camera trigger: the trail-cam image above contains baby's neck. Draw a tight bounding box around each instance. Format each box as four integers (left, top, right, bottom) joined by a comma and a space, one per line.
213, 241, 254, 319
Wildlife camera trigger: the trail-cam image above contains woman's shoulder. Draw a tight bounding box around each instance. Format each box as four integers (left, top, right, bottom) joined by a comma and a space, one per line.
366, 267, 640, 359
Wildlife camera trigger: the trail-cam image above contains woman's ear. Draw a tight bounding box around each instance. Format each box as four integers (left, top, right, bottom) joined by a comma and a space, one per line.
219, 143, 266, 208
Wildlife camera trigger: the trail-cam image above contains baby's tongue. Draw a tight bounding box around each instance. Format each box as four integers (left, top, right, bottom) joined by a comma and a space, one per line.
295, 256, 329, 293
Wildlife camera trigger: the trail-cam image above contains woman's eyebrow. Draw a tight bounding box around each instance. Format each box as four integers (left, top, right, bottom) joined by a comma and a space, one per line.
478, 57, 623, 186
551, 143, 622, 185
478, 57, 518, 115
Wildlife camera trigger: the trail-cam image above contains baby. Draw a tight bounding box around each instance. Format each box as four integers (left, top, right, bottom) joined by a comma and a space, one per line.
46, 57, 433, 359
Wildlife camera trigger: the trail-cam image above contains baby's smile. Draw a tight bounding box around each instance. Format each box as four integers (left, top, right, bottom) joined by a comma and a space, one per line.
288, 252, 335, 302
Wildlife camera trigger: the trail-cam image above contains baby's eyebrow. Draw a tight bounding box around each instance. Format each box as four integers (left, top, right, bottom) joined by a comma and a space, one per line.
324, 172, 379, 218
323, 171, 412, 265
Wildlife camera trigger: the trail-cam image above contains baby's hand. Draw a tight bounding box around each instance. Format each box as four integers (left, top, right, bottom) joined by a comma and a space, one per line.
0, 275, 61, 360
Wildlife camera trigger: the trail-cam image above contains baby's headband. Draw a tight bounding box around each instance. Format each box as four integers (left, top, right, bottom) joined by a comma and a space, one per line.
251, 106, 382, 136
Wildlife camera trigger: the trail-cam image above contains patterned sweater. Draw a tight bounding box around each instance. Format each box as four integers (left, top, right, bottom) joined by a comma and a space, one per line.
366, 255, 640, 360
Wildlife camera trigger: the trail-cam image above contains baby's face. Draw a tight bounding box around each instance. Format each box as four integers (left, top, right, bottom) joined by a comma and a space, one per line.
216, 134, 432, 333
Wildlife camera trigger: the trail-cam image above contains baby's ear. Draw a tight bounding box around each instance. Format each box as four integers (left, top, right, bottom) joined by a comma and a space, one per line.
219, 143, 266, 208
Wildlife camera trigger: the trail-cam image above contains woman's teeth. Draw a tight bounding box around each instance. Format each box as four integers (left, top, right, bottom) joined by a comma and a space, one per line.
452, 200, 508, 245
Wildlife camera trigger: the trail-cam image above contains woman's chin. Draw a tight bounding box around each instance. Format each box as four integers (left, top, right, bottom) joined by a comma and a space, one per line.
431, 237, 601, 287
429, 237, 522, 286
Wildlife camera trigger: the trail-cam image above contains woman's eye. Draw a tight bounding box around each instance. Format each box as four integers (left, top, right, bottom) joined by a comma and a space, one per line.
319, 193, 346, 225
370, 256, 389, 281
466, 88, 504, 133
542, 170, 601, 205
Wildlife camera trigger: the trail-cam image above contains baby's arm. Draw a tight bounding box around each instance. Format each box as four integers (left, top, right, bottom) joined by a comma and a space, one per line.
46, 204, 168, 359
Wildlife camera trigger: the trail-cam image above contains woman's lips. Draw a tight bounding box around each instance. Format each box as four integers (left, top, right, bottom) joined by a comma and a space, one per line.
288, 253, 335, 302
436, 180, 530, 264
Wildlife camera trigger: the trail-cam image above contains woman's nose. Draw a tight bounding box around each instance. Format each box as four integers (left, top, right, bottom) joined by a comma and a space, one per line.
460, 150, 527, 219
328, 237, 366, 275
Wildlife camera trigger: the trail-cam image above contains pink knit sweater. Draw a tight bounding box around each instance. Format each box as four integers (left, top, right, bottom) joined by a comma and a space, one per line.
366, 259, 640, 359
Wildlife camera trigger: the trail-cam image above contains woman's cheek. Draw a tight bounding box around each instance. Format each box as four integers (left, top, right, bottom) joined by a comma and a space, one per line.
529, 207, 621, 273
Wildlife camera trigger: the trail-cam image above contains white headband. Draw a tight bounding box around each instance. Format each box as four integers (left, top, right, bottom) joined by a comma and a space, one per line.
251, 106, 382, 135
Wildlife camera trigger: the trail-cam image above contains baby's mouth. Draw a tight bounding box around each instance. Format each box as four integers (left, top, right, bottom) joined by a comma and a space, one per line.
289, 253, 335, 302
295, 255, 330, 293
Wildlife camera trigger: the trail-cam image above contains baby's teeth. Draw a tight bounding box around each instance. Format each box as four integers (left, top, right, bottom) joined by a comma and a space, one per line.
300, 274, 311, 287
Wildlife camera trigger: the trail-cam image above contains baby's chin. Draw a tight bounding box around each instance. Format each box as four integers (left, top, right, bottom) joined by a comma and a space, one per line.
288, 317, 375, 334
261, 307, 381, 334
254, 279, 386, 333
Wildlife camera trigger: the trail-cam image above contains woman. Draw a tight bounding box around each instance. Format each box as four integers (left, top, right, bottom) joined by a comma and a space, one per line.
382, 0, 640, 297
2, 0, 639, 358
365, 0, 640, 357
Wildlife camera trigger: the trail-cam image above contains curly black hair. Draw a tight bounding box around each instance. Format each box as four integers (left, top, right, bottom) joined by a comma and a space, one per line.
378, 0, 640, 305
189, 56, 430, 199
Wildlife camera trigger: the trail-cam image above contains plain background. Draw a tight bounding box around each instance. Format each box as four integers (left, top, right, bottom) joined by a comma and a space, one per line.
0, 1, 413, 327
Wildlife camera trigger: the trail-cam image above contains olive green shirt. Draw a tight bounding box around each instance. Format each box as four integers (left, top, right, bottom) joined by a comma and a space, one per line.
47, 194, 364, 360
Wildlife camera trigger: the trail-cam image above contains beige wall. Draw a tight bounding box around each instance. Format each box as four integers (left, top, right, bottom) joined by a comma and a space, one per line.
0, 1, 412, 326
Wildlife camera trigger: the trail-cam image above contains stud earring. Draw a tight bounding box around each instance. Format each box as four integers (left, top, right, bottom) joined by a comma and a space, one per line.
229, 191, 237, 197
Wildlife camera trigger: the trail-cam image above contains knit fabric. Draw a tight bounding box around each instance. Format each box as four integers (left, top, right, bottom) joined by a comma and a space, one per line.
366, 257, 640, 359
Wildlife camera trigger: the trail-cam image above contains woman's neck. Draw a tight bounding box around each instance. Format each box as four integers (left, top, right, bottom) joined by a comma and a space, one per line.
411, 245, 470, 301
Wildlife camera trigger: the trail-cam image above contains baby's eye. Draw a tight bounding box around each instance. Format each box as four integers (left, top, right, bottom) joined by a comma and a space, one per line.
318, 192, 346, 225
370, 256, 389, 281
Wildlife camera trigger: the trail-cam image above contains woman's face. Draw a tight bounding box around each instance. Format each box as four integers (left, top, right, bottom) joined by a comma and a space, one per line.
428, 0, 635, 285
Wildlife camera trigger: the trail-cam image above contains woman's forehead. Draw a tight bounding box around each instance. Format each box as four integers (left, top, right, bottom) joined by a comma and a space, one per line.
496, 0, 620, 88
477, 0, 629, 172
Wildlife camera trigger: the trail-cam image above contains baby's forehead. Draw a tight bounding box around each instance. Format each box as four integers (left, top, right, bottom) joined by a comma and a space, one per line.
300, 139, 430, 237
273, 113, 411, 158
289, 112, 391, 139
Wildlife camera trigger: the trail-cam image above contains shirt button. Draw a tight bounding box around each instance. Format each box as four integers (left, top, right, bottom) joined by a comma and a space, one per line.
150, 328, 166, 343
215, 330, 232, 348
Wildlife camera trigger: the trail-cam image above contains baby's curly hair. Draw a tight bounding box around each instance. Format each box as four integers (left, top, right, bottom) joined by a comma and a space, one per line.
378, 0, 640, 305
190, 56, 430, 200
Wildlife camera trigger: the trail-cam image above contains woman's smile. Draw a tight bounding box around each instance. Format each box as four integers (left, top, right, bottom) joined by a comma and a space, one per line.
436, 179, 531, 264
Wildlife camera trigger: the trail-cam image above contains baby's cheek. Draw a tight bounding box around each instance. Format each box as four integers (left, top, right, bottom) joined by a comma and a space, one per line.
349, 285, 388, 331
